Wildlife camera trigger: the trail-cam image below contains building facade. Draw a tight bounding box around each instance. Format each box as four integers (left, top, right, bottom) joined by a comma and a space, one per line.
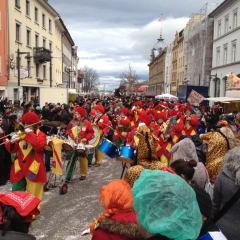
0, 0, 8, 94
7, 0, 63, 102
177, 29, 186, 86
209, 0, 240, 97
164, 43, 173, 93
171, 31, 179, 96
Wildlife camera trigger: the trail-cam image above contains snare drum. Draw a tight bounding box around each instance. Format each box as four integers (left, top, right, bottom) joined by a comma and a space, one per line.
97, 138, 118, 158
85, 145, 95, 155
76, 142, 85, 153
62, 138, 75, 151
117, 145, 135, 164
44, 136, 53, 151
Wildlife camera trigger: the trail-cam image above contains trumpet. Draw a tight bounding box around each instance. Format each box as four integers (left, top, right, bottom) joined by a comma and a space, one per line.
0, 120, 45, 144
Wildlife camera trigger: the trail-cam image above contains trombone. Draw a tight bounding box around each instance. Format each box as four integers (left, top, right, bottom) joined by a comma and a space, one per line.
0, 120, 45, 143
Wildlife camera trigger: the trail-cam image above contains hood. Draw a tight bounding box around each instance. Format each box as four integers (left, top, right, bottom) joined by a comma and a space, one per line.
191, 135, 203, 147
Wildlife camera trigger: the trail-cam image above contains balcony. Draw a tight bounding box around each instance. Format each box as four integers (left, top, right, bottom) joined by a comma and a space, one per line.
33, 47, 51, 63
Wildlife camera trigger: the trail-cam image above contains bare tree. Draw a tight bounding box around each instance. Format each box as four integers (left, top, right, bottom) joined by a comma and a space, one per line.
81, 66, 100, 92
119, 64, 139, 93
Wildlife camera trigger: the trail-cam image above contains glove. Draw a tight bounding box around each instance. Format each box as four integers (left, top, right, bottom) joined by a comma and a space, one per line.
11, 134, 19, 143
25, 128, 32, 134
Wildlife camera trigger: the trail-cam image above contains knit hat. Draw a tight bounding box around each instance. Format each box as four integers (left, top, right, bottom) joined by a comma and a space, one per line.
74, 107, 86, 117
0, 192, 40, 223
132, 170, 202, 240
95, 104, 105, 113
191, 184, 212, 218
170, 138, 198, 162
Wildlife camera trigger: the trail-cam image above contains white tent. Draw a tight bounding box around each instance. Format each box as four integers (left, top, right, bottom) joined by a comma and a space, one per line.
155, 93, 178, 101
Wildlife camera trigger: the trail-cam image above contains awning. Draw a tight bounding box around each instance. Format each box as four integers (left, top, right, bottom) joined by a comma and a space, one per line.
206, 97, 240, 102
68, 88, 78, 94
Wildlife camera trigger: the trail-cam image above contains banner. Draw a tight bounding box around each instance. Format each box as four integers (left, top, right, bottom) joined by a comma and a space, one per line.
51, 138, 64, 175
187, 90, 205, 106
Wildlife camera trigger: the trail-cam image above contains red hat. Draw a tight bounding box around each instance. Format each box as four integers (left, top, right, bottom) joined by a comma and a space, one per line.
159, 101, 168, 109
139, 113, 152, 127
154, 111, 166, 121
75, 107, 86, 117
146, 109, 155, 117
133, 101, 143, 108
149, 122, 159, 130
148, 101, 154, 106
120, 117, 130, 127
168, 109, 177, 117
183, 106, 192, 113
120, 107, 128, 116
95, 104, 105, 113
0, 192, 40, 223
89, 109, 97, 117
21, 112, 40, 127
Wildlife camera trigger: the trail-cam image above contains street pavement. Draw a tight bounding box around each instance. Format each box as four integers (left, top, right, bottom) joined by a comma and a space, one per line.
0, 155, 127, 240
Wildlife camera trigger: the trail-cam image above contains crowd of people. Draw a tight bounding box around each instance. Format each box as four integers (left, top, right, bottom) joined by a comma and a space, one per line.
0, 94, 240, 239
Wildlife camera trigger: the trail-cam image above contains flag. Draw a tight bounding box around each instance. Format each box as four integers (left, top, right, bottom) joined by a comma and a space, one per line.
159, 16, 163, 22
51, 138, 64, 175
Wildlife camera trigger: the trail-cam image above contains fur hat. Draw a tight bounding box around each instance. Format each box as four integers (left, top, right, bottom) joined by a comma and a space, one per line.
139, 113, 152, 127
183, 105, 192, 113
95, 104, 105, 113
170, 138, 198, 162
75, 107, 86, 117
120, 107, 128, 116
21, 112, 40, 124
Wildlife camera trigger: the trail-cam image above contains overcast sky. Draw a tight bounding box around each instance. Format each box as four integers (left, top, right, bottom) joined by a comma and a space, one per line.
49, 0, 222, 91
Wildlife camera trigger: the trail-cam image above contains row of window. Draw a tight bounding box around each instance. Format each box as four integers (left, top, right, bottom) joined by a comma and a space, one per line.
15, 0, 52, 32
217, 9, 238, 38
216, 41, 237, 66
16, 23, 53, 51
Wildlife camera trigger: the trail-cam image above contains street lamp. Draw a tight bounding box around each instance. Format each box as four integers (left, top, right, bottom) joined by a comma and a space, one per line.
68, 67, 76, 88
17, 48, 30, 106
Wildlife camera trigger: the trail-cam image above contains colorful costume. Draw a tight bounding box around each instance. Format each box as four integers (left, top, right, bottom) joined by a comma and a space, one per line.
182, 106, 199, 137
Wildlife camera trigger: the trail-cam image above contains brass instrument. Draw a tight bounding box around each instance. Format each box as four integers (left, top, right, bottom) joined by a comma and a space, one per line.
164, 116, 177, 139
0, 120, 45, 145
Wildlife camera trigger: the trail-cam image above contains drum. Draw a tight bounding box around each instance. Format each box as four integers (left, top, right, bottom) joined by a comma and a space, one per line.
117, 145, 135, 164
97, 138, 117, 158
89, 124, 100, 147
85, 145, 95, 155
76, 142, 85, 153
44, 136, 53, 151
62, 138, 75, 151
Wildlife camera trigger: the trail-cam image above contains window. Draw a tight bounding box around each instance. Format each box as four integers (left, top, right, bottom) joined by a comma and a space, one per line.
232, 43, 236, 62
43, 65, 46, 79
16, 23, 21, 42
42, 14, 45, 28
15, 0, 20, 8
26, 0, 30, 16
216, 48, 220, 66
27, 59, 31, 77
223, 47, 228, 64
26, 29, 31, 46
49, 19, 52, 32
217, 21, 221, 37
34, 7, 38, 22
35, 34, 39, 47
225, 16, 229, 34
233, 11, 238, 29
49, 41, 52, 51
36, 63, 39, 77
43, 38, 46, 48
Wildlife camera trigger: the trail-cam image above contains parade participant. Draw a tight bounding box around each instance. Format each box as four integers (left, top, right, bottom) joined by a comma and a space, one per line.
182, 105, 199, 137
89, 180, 142, 240
0, 191, 40, 239
155, 101, 169, 115
132, 170, 202, 240
65, 107, 94, 181
146, 101, 154, 112
129, 101, 145, 129
113, 107, 130, 147
94, 104, 110, 167
4, 112, 46, 211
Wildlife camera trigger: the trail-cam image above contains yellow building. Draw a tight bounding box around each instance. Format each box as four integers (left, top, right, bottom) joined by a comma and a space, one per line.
7, 0, 65, 102
171, 31, 179, 96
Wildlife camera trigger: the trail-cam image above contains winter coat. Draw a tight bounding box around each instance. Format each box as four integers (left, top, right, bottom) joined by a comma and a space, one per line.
212, 166, 240, 240
0, 231, 36, 240
92, 211, 142, 240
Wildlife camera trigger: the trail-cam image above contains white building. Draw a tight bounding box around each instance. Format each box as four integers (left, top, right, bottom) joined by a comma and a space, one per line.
209, 0, 240, 98
164, 43, 173, 93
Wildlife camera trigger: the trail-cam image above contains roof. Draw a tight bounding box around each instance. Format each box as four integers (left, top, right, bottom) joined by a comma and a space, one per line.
209, 0, 234, 17
59, 18, 75, 46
